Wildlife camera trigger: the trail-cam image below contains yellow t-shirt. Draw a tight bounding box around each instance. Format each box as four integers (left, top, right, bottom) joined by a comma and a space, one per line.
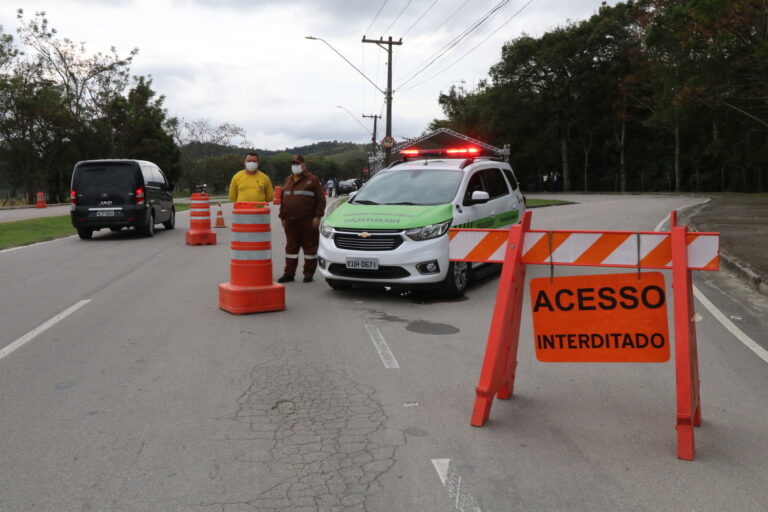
228, 170, 274, 203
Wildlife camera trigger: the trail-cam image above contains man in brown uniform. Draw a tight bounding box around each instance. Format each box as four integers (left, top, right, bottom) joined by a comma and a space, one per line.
278, 155, 326, 283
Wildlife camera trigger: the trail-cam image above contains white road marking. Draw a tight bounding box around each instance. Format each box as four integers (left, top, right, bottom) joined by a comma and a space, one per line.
655, 209, 767, 365
431, 458, 483, 512
363, 320, 400, 369
693, 288, 768, 364
0, 299, 91, 361
0, 236, 76, 254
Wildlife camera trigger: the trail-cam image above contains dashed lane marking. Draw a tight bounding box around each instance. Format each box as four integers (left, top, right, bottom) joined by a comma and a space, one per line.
432, 458, 483, 512
0, 299, 91, 361
364, 320, 400, 369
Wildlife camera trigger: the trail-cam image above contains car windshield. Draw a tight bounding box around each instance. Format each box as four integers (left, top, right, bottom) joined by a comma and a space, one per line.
351, 169, 462, 206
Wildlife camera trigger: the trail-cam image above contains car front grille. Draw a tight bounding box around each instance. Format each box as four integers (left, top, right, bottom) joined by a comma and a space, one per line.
328, 264, 410, 279
333, 233, 404, 251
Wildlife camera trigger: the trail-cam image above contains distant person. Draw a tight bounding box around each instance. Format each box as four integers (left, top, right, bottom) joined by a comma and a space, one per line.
228, 152, 274, 203
326, 178, 336, 197
278, 155, 326, 283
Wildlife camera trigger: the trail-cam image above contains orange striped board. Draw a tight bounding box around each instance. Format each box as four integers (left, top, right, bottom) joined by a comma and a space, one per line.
448, 228, 719, 271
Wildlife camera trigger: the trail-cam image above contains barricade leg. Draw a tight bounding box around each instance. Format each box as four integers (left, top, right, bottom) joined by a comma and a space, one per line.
671, 212, 702, 461
471, 212, 530, 427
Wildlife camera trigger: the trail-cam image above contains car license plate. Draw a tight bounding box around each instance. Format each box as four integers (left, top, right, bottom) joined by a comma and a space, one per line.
346, 257, 378, 270
96, 210, 115, 217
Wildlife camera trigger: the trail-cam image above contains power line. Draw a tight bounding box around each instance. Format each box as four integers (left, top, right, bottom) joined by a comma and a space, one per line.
395, 0, 510, 89
396, 0, 509, 88
365, 0, 389, 36
401, 0, 440, 38
391, 0, 468, 66
382, 0, 414, 36
400, 0, 535, 92
427, 0, 469, 38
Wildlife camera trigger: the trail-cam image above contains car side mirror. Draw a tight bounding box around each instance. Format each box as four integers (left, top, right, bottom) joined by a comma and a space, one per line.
465, 190, 490, 205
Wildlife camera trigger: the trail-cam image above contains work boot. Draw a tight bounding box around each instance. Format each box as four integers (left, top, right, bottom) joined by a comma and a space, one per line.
302, 275, 313, 283
277, 275, 294, 283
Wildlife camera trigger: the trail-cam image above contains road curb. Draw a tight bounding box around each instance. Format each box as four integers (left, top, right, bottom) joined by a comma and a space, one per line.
684, 204, 768, 298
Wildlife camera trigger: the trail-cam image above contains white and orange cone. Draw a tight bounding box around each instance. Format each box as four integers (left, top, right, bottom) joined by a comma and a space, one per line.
214, 203, 227, 228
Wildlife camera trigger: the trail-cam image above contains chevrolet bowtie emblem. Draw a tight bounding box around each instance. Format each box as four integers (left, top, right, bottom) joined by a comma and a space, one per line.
358, 232, 371, 238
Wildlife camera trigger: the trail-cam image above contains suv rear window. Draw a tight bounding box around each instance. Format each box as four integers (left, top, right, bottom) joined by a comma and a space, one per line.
73, 163, 140, 193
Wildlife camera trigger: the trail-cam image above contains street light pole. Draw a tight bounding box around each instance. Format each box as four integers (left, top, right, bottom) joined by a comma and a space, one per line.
336, 105, 372, 136
305, 36, 385, 95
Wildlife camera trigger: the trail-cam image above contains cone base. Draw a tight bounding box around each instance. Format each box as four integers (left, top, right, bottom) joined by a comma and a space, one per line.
186, 231, 217, 245
218, 282, 285, 314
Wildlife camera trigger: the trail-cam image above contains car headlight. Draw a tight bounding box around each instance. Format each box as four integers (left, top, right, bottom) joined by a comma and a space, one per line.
320, 221, 334, 238
405, 219, 452, 241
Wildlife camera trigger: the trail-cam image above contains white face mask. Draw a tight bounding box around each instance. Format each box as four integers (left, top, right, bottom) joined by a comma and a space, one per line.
291, 165, 302, 174
245, 161, 258, 171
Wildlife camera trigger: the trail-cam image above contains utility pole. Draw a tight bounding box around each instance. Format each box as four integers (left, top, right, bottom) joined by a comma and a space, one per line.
362, 36, 402, 165
362, 114, 381, 156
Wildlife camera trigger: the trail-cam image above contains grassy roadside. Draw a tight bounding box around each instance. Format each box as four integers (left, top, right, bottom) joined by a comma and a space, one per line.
0, 204, 192, 250
527, 198, 574, 207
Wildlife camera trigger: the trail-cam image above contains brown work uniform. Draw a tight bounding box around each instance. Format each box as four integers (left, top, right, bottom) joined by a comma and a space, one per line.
278, 171, 326, 278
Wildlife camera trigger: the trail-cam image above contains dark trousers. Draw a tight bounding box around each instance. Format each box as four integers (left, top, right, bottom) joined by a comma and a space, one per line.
283, 218, 319, 277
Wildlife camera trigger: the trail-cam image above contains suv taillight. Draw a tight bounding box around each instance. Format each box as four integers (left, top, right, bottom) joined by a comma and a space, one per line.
70, 189, 76, 206
135, 187, 145, 205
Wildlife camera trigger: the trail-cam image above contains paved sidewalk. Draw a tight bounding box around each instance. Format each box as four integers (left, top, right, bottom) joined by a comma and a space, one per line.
687, 193, 768, 296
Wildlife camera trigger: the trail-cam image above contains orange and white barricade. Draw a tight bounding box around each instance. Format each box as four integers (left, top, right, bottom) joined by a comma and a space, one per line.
450, 210, 719, 460
218, 202, 285, 314
273, 186, 282, 206
35, 191, 46, 208
186, 192, 216, 245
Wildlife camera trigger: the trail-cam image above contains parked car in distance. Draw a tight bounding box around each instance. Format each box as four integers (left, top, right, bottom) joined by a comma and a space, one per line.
337, 179, 358, 195
70, 159, 175, 240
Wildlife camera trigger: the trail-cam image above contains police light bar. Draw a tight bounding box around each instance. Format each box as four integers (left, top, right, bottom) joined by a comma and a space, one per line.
399, 147, 480, 157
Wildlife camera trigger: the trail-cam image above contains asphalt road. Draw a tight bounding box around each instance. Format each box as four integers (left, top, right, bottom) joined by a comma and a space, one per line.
0, 195, 766, 511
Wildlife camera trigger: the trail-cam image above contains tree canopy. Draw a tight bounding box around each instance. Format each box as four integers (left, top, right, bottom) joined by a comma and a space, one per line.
432, 0, 768, 193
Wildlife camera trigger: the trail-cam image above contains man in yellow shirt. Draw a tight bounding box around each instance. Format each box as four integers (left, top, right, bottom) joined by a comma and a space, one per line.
228, 152, 274, 203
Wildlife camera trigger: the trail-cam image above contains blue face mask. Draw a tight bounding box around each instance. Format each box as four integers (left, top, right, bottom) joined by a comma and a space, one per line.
291, 165, 302, 174
245, 161, 258, 171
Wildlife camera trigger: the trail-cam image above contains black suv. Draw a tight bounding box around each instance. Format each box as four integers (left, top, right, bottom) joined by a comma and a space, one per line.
70, 159, 175, 239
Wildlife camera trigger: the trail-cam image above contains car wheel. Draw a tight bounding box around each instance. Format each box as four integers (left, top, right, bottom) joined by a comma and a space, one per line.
439, 261, 469, 298
326, 278, 353, 290
163, 208, 175, 230
77, 228, 93, 240
139, 212, 155, 237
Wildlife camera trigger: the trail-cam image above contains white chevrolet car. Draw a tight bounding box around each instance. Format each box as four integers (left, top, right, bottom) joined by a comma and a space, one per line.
317, 147, 526, 298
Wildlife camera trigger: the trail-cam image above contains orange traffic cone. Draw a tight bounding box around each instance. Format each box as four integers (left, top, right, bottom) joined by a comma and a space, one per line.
214, 203, 227, 228
35, 191, 46, 209
218, 202, 285, 314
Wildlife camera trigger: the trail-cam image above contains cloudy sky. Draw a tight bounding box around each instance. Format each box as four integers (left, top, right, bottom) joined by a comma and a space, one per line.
0, 0, 615, 150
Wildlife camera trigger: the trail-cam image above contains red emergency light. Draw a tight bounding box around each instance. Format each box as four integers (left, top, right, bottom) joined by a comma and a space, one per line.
399, 147, 480, 157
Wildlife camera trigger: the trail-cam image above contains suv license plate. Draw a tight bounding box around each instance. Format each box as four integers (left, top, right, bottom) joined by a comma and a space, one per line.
96, 211, 115, 217
346, 257, 379, 270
